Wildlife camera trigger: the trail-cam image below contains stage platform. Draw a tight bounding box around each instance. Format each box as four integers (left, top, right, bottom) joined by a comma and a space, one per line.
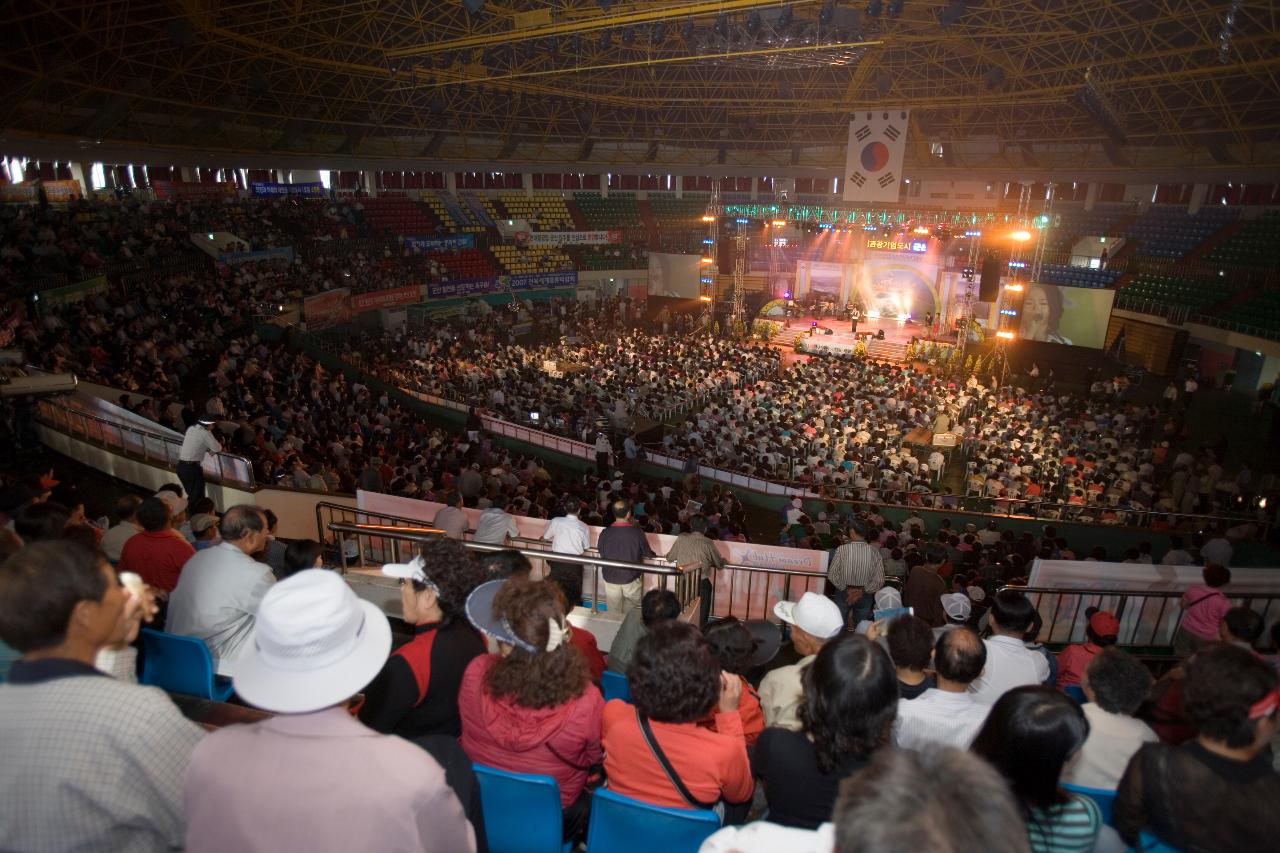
773, 315, 949, 362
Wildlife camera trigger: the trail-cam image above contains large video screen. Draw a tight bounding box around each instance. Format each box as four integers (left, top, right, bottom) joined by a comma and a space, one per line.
1019, 284, 1115, 349
648, 252, 701, 298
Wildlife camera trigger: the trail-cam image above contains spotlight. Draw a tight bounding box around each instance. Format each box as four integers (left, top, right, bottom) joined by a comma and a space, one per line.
996, 330, 1016, 340
1010, 230, 1032, 242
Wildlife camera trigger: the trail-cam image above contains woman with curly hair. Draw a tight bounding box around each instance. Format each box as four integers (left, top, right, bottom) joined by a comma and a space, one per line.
752, 633, 898, 829
602, 620, 753, 812
459, 577, 603, 840
358, 538, 488, 740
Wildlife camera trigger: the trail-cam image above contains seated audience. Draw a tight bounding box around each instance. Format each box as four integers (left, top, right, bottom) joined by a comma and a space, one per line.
606, 588, 680, 675
189, 513, 220, 551
602, 621, 752, 811
281, 539, 323, 578
759, 592, 844, 730
701, 617, 778, 746
1055, 607, 1119, 689
972, 686, 1103, 853
884, 614, 938, 700
360, 539, 488, 739
970, 589, 1051, 704
460, 578, 603, 840
1114, 643, 1280, 850
431, 491, 468, 540
1062, 648, 1157, 790
546, 572, 606, 682
0, 541, 204, 852
165, 505, 275, 673
260, 509, 287, 578
936, 591, 973, 639
99, 494, 142, 563
479, 549, 533, 580
753, 633, 897, 829
901, 544, 948, 628
895, 626, 990, 749
1219, 604, 1264, 649
116, 496, 195, 593
1174, 563, 1232, 658
184, 570, 475, 853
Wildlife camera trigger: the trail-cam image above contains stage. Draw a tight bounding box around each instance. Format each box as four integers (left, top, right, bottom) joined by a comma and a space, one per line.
776, 314, 954, 360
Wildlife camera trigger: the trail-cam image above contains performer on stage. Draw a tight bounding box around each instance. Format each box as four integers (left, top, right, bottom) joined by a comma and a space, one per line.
850, 305, 862, 335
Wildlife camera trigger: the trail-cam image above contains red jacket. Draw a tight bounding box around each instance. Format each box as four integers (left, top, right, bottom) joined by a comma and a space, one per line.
459, 654, 604, 807
569, 624, 606, 683
117, 530, 195, 592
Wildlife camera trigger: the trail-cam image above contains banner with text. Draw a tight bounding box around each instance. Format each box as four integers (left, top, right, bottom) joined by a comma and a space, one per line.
425, 278, 498, 299
42, 180, 85, 202
403, 234, 476, 252
349, 285, 423, 313
504, 271, 578, 291
526, 230, 621, 246
40, 276, 108, 308
218, 246, 295, 266
0, 182, 39, 203
302, 287, 351, 330
151, 180, 237, 201
250, 181, 326, 198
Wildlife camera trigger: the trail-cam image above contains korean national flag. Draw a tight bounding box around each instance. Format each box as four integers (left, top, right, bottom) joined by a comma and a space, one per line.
843, 109, 910, 203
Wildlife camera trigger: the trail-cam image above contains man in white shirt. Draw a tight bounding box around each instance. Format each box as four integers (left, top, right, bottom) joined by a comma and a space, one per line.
177, 416, 222, 505
895, 627, 990, 749
1061, 648, 1159, 790
968, 589, 1050, 704
166, 505, 275, 675
99, 494, 143, 563
759, 593, 844, 731
542, 502, 591, 591
472, 496, 519, 545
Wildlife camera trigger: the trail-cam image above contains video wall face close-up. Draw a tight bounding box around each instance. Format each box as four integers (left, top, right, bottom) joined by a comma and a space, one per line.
1018, 283, 1116, 348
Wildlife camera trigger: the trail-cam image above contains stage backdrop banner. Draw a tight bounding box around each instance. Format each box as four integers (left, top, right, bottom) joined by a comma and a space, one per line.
1027, 559, 1280, 645
1019, 284, 1115, 349
356, 490, 826, 621
842, 108, 910, 204
648, 252, 701, 298
855, 253, 939, 320
302, 287, 350, 330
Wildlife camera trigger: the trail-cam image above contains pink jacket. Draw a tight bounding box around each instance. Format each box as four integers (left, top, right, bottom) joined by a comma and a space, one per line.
458, 654, 604, 806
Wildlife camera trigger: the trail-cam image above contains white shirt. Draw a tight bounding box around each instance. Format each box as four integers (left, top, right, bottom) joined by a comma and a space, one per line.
166, 542, 275, 675
542, 514, 590, 557
968, 635, 1051, 705
893, 687, 990, 750
1061, 703, 1159, 790
100, 521, 142, 563
473, 508, 519, 545
179, 424, 222, 463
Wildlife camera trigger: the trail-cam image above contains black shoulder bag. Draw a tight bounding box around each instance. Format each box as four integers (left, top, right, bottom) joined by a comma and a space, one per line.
635, 709, 717, 810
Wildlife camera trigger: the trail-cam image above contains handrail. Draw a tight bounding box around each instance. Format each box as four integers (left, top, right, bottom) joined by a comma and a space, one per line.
35, 395, 256, 490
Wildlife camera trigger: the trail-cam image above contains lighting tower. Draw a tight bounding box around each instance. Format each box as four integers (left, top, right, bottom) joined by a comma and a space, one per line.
730, 226, 748, 338
700, 185, 722, 335
1029, 184, 1056, 284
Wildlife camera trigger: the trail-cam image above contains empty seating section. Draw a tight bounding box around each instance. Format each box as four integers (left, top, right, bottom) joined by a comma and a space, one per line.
1125, 206, 1236, 259
425, 191, 486, 232
1207, 210, 1280, 266
648, 195, 713, 228
1038, 264, 1121, 289
1043, 206, 1129, 253
490, 244, 572, 274
500, 193, 575, 230
360, 197, 440, 236
574, 193, 643, 229
1118, 273, 1234, 311
573, 244, 648, 270
1220, 289, 1280, 333
477, 196, 508, 226
426, 248, 498, 279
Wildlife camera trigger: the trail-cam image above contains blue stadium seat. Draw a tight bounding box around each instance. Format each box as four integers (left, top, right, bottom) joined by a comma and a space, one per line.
1128, 830, 1183, 852
601, 671, 633, 703
1063, 783, 1116, 826
1063, 684, 1087, 704
138, 628, 234, 701
585, 788, 721, 853
473, 765, 571, 853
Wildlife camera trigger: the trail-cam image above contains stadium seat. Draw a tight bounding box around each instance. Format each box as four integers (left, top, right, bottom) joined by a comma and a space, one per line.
473, 765, 572, 853
1063, 684, 1087, 704
601, 671, 633, 704
1062, 783, 1116, 826
138, 628, 234, 701
1129, 830, 1183, 852
585, 788, 720, 853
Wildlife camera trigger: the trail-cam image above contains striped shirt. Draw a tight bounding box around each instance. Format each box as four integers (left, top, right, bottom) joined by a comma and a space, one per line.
892, 688, 989, 750
827, 541, 885, 593
1027, 795, 1102, 853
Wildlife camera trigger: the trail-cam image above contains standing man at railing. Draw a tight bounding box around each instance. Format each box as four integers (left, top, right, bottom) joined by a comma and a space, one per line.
826, 525, 885, 630
596, 499, 653, 617
177, 415, 222, 506
663, 514, 725, 628
542, 501, 590, 592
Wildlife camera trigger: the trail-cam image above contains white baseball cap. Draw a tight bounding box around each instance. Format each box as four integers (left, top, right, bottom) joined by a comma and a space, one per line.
233, 569, 391, 713
774, 592, 843, 640
941, 592, 972, 622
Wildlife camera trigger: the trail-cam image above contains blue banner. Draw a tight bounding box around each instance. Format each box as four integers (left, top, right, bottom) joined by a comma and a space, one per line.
425, 278, 498, 299
403, 234, 476, 252
504, 271, 578, 291
218, 246, 295, 266
250, 182, 326, 198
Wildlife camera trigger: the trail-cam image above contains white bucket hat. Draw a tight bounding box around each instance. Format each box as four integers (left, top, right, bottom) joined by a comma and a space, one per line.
233, 569, 391, 713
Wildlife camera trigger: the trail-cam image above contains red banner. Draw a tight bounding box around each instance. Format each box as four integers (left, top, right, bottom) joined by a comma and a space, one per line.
42, 180, 85, 202
151, 180, 237, 200
302, 287, 351, 330
349, 285, 422, 313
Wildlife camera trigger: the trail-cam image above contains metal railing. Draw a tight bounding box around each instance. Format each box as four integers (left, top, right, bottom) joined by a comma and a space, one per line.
1015, 585, 1280, 648
36, 396, 256, 490
317, 503, 705, 615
